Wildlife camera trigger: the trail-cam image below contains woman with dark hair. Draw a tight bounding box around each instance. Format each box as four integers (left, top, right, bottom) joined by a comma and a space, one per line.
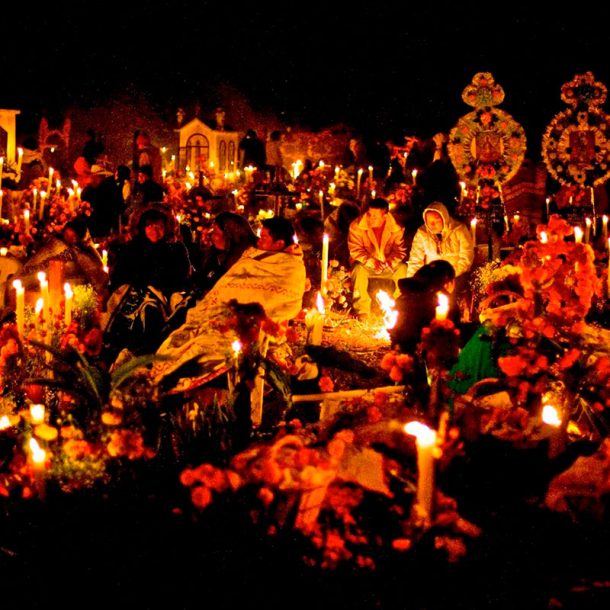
161, 212, 258, 338
103, 205, 192, 362
194, 211, 258, 296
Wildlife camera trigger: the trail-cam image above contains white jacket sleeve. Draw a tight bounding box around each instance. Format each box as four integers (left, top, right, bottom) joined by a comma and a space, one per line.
406, 229, 426, 277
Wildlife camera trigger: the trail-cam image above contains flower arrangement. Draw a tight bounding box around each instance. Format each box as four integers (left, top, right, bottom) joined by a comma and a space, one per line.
448, 72, 526, 186
468, 215, 609, 440
179, 396, 481, 569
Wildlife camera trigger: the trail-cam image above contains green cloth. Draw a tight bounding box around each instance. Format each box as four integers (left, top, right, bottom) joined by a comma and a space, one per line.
448, 324, 504, 395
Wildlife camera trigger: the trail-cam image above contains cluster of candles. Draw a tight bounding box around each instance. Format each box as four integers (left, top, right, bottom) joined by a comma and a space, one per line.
11, 272, 74, 336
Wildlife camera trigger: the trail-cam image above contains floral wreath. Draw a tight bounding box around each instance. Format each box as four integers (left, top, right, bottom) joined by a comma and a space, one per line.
542, 72, 610, 187
448, 72, 527, 186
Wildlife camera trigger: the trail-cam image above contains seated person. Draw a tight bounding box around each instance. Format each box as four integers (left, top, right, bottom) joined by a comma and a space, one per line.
164, 212, 258, 334
103, 205, 192, 361
406, 201, 474, 311
152, 216, 306, 394
347, 197, 408, 321
19, 218, 107, 297
324, 201, 360, 269
390, 259, 459, 355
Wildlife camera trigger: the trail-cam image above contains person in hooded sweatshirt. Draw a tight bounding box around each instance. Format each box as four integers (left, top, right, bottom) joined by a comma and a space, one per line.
406, 201, 474, 311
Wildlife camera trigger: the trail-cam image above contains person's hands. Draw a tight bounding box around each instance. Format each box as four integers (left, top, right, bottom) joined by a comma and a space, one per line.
373, 259, 387, 273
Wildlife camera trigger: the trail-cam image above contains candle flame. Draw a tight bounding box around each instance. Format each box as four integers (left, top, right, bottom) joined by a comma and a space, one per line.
35, 298, 44, 315
542, 405, 561, 427
30, 404, 45, 424
64, 282, 73, 298
29, 437, 46, 464
231, 340, 242, 355
0, 415, 12, 429
404, 421, 437, 447
316, 291, 325, 315
375, 290, 397, 329
540, 231, 548, 243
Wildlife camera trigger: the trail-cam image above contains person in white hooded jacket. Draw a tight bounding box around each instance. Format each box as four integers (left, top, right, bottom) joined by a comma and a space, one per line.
406, 201, 474, 308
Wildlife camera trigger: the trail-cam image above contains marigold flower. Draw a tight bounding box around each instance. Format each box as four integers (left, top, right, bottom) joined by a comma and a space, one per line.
191, 485, 213, 509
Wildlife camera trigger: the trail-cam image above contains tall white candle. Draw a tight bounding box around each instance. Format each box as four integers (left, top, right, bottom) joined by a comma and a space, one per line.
23, 209, 30, 233
17, 147, 24, 174
356, 168, 363, 200
584, 217, 591, 244
459, 181, 466, 204
321, 233, 329, 293
64, 282, 73, 325
470, 218, 477, 244
574, 226, 583, 243
404, 421, 437, 518
411, 169, 418, 185
319, 190, 325, 224
13, 279, 24, 335
602, 215, 608, 243
545, 197, 550, 219
48, 167, 54, 195
38, 271, 49, 327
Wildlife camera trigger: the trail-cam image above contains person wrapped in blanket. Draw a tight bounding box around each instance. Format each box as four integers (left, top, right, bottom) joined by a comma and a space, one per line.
152, 216, 306, 395
102, 205, 192, 363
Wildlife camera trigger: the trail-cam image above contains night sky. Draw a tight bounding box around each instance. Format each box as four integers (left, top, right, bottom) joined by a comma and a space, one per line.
3, 2, 610, 155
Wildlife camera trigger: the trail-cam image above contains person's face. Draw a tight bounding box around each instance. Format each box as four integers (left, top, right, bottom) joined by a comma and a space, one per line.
367, 208, 387, 229
425, 211, 444, 233
63, 228, 79, 245
257, 226, 284, 251
144, 220, 166, 243
211, 223, 226, 250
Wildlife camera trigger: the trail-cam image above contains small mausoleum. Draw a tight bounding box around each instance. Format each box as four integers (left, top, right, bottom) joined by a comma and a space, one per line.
0, 108, 21, 163
176, 108, 239, 175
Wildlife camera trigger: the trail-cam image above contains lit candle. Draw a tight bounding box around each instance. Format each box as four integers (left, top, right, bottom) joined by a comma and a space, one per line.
0, 247, 6, 256
334, 165, 340, 181
574, 226, 583, 243
356, 168, 363, 200
64, 282, 73, 325
37, 271, 49, 326
411, 169, 418, 186
29, 437, 46, 468
30, 404, 45, 425
321, 233, 329, 293
48, 167, 54, 194
584, 217, 591, 244
17, 147, 24, 174
470, 217, 477, 244
545, 197, 550, 219
39, 191, 46, 220
102, 249, 108, 267
368, 165, 373, 185
607, 239, 610, 296
435, 292, 449, 320
513, 213, 520, 225
13, 279, 24, 335
305, 292, 325, 345
459, 181, 466, 204
35, 298, 44, 334
23, 209, 30, 233
404, 421, 437, 518
542, 404, 565, 459
602, 215, 608, 243
539, 231, 548, 244
319, 190, 325, 224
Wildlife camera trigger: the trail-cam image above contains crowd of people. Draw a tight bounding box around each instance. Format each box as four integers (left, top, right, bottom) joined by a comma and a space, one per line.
0, 123, 496, 411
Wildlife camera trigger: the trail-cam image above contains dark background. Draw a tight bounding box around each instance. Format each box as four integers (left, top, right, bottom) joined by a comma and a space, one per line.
2, 2, 610, 156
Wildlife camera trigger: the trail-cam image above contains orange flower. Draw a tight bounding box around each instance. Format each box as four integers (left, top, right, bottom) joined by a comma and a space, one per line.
191, 485, 213, 509
318, 375, 334, 392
